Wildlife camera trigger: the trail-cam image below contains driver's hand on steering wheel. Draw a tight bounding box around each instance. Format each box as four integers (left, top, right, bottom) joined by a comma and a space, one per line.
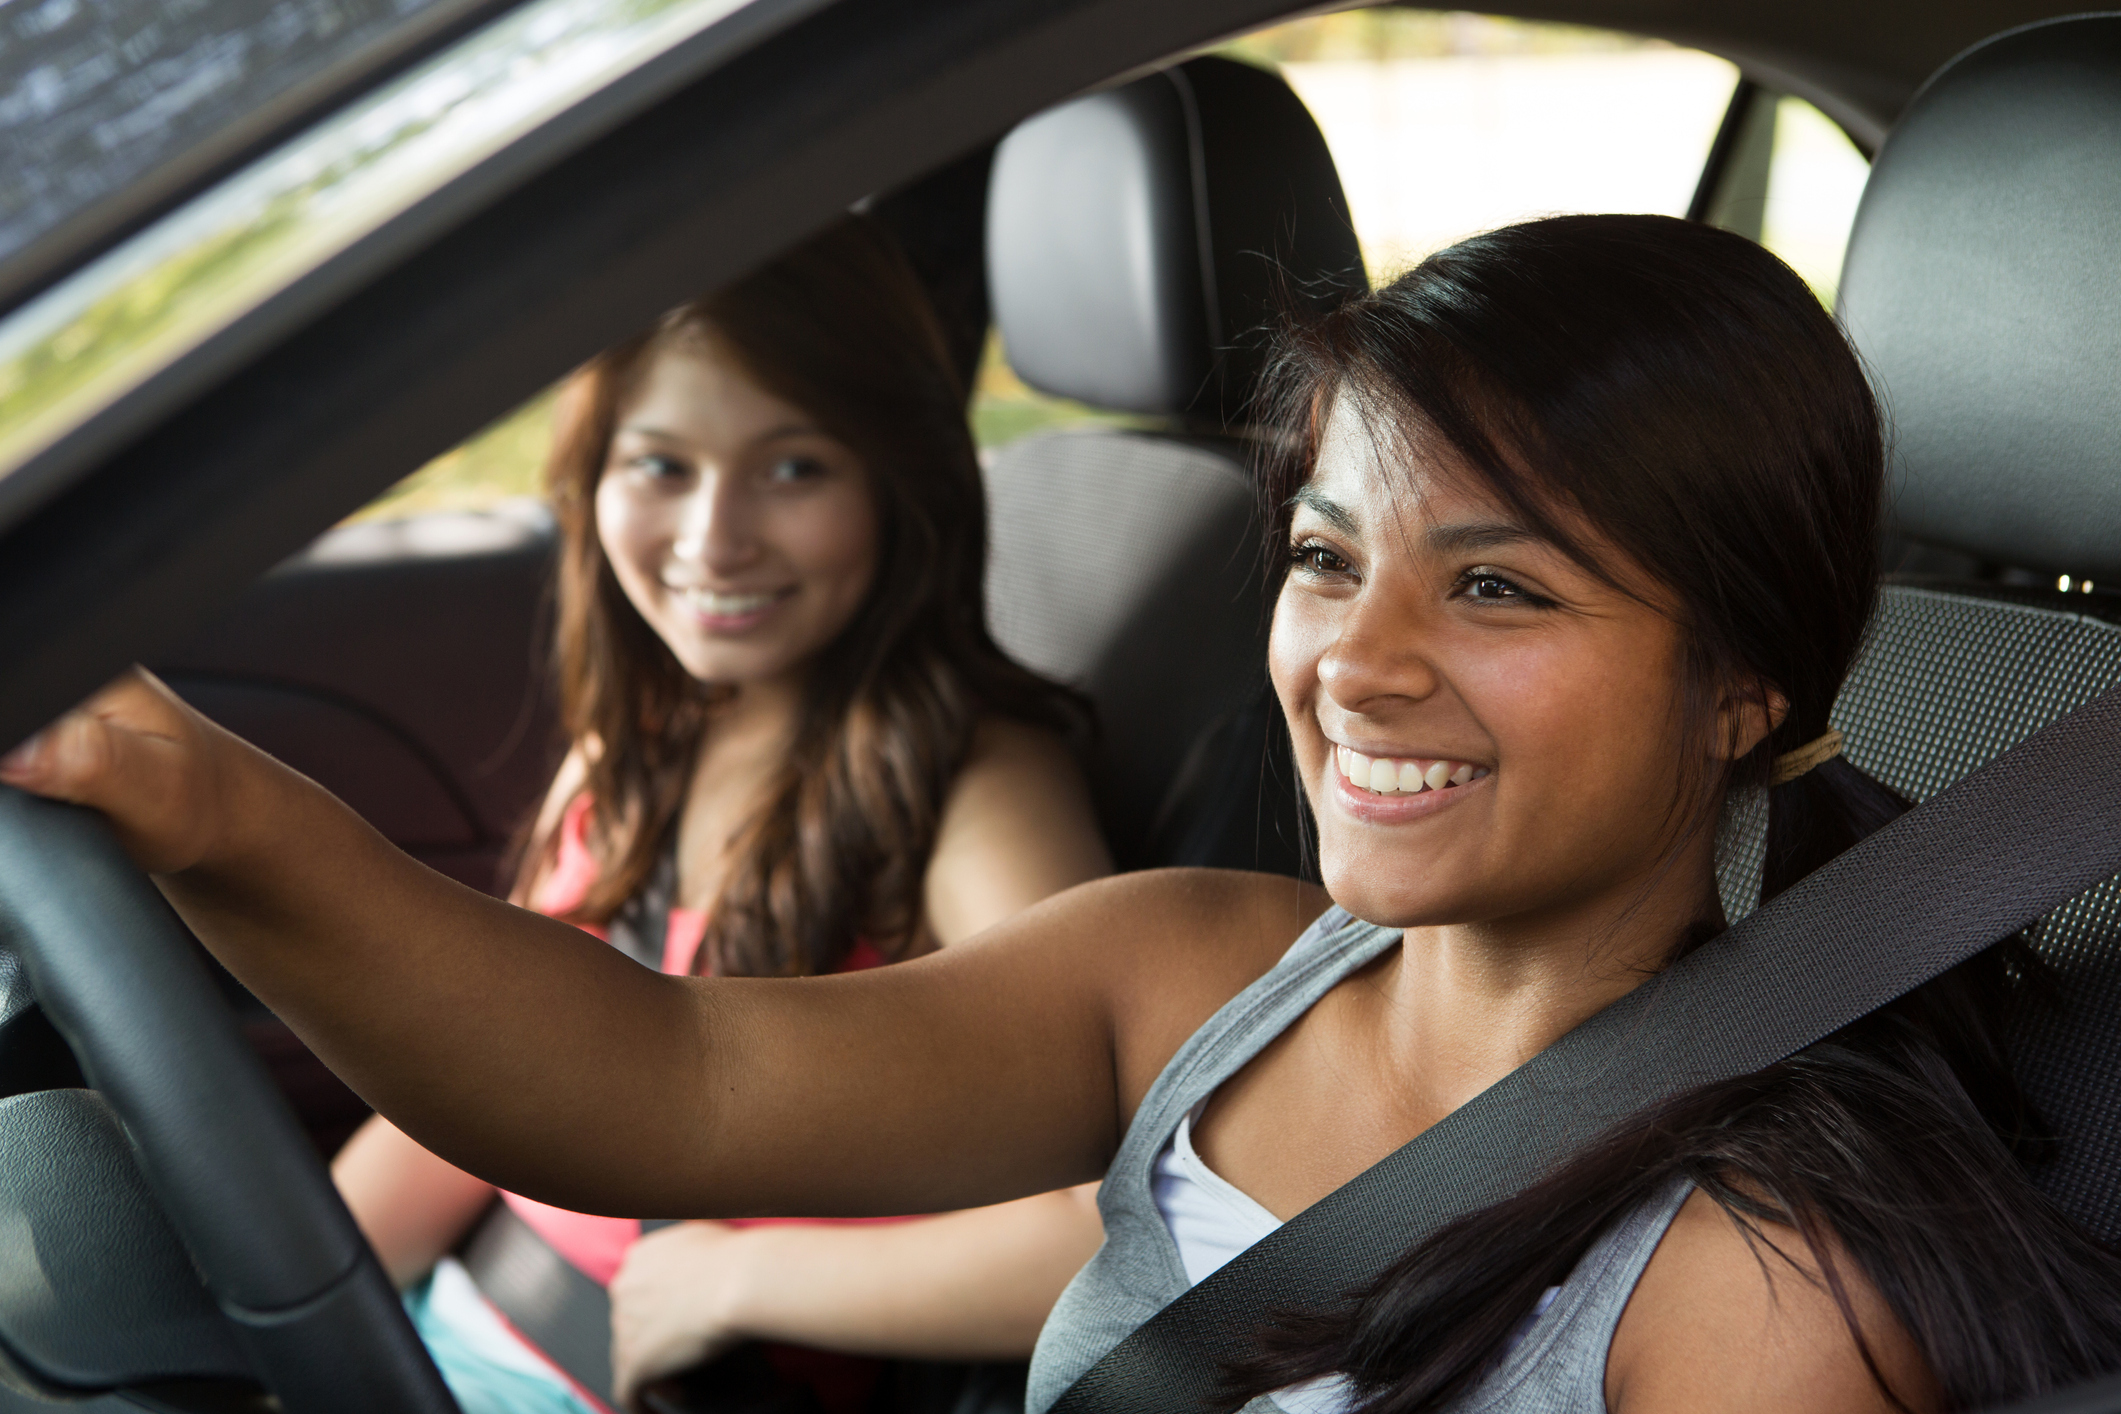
1, 668, 244, 876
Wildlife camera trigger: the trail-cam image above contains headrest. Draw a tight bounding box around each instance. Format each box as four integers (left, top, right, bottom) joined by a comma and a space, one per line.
1839, 16, 2121, 580
986, 56, 1366, 425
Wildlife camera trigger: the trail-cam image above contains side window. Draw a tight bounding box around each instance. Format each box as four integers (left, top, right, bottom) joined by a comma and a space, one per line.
1693, 83, 1871, 306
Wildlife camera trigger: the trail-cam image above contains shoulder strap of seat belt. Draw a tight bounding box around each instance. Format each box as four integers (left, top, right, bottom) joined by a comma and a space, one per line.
1053, 681, 2121, 1414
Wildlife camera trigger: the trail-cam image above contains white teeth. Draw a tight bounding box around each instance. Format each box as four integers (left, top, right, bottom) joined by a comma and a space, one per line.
1335, 747, 1488, 796
680, 588, 782, 615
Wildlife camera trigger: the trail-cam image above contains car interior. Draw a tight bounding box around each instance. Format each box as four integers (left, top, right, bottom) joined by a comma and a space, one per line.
0, 0, 2118, 1410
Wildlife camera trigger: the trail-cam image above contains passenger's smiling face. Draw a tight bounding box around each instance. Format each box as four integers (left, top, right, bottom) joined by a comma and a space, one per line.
594, 332, 880, 690
1270, 395, 1710, 934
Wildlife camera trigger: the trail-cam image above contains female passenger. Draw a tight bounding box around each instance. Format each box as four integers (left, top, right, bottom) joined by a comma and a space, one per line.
19, 213, 2121, 1414
328, 216, 1111, 1412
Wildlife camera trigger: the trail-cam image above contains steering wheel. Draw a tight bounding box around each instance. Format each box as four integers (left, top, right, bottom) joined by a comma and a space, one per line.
0, 787, 459, 1413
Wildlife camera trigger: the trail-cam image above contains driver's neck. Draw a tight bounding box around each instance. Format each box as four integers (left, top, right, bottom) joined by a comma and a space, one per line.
1372, 826, 1726, 1117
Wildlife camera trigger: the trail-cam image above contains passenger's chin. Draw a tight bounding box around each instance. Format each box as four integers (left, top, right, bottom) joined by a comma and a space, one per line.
670, 641, 807, 689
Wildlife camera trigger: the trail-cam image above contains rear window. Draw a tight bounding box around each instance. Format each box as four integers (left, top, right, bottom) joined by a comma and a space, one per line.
1232, 10, 1738, 279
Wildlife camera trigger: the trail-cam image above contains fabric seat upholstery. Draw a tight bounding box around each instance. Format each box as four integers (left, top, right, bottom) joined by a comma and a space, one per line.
981, 55, 1365, 872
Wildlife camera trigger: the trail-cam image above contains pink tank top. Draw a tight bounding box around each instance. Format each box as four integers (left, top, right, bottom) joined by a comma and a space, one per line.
502, 795, 894, 1283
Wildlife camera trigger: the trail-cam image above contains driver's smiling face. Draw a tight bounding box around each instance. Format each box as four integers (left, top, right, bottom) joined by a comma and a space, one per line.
1270, 395, 1701, 933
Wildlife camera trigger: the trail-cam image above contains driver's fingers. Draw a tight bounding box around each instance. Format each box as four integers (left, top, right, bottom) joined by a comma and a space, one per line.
1, 669, 218, 874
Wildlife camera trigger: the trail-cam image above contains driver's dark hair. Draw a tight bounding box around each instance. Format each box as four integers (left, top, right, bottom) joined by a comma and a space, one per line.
1226, 214, 2121, 1412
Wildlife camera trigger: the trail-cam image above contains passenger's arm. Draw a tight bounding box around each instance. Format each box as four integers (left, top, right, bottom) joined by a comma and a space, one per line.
332, 1114, 498, 1288
609, 1184, 1104, 1406
2, 671, 1305, 1222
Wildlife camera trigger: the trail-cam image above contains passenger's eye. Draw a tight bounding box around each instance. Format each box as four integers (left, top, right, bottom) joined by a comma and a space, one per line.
767, 455, 827, 483
626, 453, 686, 480
1289, 539, 1353, 578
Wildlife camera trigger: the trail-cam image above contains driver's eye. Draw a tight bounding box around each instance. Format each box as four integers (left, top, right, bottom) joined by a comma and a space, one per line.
1289, 540, 1352, 577
1458, 568, 1550, 606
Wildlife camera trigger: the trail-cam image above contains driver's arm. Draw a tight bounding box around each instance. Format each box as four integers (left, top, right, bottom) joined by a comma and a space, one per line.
0, 670, 1296, 1221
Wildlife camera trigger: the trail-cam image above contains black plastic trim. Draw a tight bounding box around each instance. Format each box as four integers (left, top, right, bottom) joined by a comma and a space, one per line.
1687, 76, 1763, 222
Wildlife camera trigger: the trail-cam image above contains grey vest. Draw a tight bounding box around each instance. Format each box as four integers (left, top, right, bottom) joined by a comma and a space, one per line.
1025, 906, 1693, 1414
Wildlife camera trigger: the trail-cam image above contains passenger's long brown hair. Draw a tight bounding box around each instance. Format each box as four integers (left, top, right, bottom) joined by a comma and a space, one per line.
523, 215, 1081, 977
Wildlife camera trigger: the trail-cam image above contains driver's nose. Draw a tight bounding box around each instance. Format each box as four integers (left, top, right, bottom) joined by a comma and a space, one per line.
1317, 590, 1443, 718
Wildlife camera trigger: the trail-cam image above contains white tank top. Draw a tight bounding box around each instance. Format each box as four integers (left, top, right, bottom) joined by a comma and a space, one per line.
1150, 1106, 1352, 1413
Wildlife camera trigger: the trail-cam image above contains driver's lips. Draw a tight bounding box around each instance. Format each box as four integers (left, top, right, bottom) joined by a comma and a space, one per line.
1327, 742, 1491, 824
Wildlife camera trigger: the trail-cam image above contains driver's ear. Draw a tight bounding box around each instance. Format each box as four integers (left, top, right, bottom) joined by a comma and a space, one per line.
1713, 678, 1789, 763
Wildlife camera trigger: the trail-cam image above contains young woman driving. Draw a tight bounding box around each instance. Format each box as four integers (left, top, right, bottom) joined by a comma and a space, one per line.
16, 214, 2121, 1414
325, 216, 1112, 1413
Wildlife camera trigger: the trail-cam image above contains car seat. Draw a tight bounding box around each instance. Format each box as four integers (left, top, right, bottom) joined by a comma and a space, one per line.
980, 53, 1366, 876
1722, 14, 2121, 1244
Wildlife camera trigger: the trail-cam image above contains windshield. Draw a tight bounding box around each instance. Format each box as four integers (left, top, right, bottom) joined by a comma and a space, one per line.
0, 0, 823, 537
0, 0, 508, 309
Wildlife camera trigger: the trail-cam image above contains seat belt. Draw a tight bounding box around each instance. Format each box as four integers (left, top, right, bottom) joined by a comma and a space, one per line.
460, 1202, 625, 1399
458, 1200, 684, 1399
1053, 681, 2121, 1414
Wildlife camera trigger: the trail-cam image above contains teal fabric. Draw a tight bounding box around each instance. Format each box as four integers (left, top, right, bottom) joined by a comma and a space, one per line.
406, 1265, 606, 1414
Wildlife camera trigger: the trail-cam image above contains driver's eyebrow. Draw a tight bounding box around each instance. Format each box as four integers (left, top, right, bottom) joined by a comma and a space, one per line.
1288, 486, 1359, 536
1426, 519, 1541, 554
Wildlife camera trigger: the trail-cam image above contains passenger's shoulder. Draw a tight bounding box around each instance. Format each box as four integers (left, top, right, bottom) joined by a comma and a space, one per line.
923, 716, 1110, 942
959, 714, 1082, 784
